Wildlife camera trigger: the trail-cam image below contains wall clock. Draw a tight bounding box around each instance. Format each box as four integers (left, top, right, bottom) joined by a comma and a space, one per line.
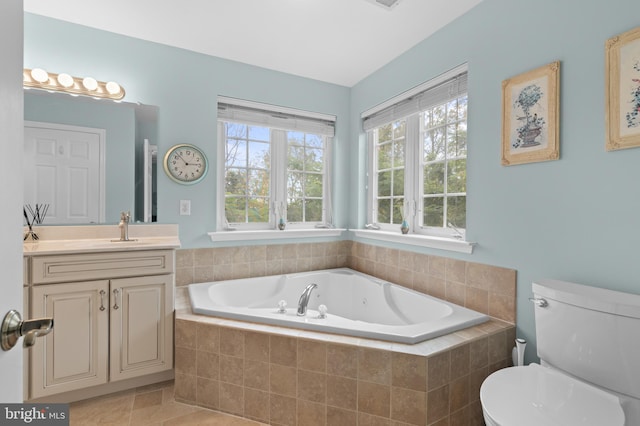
163, 143, 208, 185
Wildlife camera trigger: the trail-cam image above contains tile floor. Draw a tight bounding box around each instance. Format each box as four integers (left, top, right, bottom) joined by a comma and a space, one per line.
69, 380, 267, 425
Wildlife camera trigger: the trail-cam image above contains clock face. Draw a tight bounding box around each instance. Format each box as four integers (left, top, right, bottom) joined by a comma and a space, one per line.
163, 144, 208, 184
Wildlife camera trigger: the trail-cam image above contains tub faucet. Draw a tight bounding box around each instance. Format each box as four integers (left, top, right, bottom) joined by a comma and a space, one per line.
297, 283, 318, 316
118, 211, 131, 241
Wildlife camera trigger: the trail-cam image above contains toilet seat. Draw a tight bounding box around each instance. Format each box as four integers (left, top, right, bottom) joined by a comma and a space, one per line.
480, 364, 625, 426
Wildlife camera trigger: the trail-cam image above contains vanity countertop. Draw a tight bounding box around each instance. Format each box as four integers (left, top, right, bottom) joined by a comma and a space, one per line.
22, 224, 181, 256
23, 236, 181, 256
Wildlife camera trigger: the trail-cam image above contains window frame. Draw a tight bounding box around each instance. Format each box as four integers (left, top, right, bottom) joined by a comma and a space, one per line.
365, 66, 468, 241
216, 99, 334, 232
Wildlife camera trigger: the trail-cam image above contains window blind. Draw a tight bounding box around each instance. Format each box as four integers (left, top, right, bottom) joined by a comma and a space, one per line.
362, 70, 468, 131
217, 96, 336, 137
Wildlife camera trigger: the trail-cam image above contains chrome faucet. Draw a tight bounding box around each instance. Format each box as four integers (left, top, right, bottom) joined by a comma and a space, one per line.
297, 283, 318, 316
118, 211, 131, 241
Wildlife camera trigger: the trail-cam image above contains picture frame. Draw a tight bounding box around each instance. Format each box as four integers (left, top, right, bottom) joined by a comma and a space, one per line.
501, 61, 560, 166
605, 26, 640, 151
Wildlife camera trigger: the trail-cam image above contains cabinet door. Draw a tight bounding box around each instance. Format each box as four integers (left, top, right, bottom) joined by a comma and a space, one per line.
30, 280, 109, 398
110, 275, 174, 381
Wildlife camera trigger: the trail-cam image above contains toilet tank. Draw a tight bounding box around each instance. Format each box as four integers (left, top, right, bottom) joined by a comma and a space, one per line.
533, 279, 640, 399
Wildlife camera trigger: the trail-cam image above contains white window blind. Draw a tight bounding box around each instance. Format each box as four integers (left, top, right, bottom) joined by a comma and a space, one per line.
362, 70, 468, 131
218, 96, 336, 137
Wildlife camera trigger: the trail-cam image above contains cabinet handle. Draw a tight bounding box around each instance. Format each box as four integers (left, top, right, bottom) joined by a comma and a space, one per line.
113, 288, 120, 310
99, 290, 106, 311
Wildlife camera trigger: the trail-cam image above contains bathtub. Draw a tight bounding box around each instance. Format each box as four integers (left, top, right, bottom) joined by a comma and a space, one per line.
188, 268, 489, 344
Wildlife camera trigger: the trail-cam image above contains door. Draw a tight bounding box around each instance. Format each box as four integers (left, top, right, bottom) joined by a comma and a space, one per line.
30, 281, 109, 398
0, 0, 24, 403
23, 122, 105, 224
110, 275, 173, 381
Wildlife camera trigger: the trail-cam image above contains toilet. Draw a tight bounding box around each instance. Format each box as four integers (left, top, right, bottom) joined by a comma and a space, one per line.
480, 279, 640, 425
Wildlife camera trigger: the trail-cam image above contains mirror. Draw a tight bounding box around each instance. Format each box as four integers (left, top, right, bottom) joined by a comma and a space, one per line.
23, 90, 158, 225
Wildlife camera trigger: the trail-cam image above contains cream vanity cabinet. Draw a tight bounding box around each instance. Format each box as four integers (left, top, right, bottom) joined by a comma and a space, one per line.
27, 249, 174, 399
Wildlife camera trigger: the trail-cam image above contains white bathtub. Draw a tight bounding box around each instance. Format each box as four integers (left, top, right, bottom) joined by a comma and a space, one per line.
188, 268, 489, 344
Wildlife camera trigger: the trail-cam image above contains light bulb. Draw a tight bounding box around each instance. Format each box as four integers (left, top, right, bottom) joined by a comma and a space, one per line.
82, 77, 98, 91
31, 68, 49, 84
57, 73, 74, 88
105, 81, 121, 95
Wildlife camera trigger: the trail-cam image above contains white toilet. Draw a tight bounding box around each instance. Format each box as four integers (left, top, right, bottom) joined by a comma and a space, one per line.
480, 279, 640, 425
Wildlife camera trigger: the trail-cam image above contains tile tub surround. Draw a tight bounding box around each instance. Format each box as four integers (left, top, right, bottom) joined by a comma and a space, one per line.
174, 305, 514, 426
175, 241, 516, 324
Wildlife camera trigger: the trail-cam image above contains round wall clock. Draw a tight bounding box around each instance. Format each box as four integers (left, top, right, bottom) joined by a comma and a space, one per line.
163, 143, 208, 185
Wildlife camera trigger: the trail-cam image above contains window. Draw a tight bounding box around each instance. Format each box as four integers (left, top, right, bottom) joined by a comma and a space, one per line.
217, 97, 335, 231
363, 66, 468, 239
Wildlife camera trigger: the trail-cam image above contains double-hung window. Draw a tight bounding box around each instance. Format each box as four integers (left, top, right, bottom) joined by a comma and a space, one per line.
217, 97, 335, 231
363, 66, 468, 240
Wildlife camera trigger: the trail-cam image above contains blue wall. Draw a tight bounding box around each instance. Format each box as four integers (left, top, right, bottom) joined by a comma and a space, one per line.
351, 0, 640, 360
24, 13, 351, 246
24, 0, 640, 361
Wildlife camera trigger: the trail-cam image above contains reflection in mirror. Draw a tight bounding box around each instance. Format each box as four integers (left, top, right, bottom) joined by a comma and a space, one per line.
23, 90, 158, 225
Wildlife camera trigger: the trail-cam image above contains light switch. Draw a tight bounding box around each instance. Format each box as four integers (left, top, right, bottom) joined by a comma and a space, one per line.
180, 200, 191, 215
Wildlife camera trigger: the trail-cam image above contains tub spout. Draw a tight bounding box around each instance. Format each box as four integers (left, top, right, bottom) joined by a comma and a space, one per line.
297, 283, 318, 316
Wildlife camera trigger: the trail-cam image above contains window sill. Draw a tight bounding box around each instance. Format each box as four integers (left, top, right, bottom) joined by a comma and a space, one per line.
208, 228, 346, 242
352, 229, 476, 254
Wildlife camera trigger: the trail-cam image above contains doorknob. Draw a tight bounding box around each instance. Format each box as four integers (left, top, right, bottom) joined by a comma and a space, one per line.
1, 310, 53, 351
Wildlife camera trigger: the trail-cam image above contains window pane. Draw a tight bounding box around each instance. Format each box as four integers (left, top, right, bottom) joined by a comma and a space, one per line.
288, 145, 304, 171
447, 196, 466, 229
248, 141, 269, 169
305, 174, 323, 197
225, 168, 247, 195
288, 199, 303, 222
247, 198, 269, 222
425, 105, 446, 129
446, 99, 458, 123
458, 97, 468, 120
225, 197, 245, 223
424, 128, 445, 162
377, 199, 390, 223
306, 133, 323, 148
305, 199, 322, 222
378, 171, 391, 197
447, 159, 466, 193
248, 126, 269, 141
378, 123, 392, 142
392, 198, 404, 225
378, 142, 392, 170
248, 169, 269, 197
305, 148, 323, 172
225, 139, 246, 168
393, 140, 405, 167
288, 131, 304, 146
424, 162, 444, 194
424, 197, 443, 227
226, 123, 247, 138
288, 172, 304, 198
393, 120, 405, 138
392, 169, 404, 196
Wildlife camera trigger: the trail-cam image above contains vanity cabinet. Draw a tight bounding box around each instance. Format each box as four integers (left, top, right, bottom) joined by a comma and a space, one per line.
27, 249, 174, 399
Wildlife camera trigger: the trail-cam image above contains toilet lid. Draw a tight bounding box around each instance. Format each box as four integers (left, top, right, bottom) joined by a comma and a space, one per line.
480, 364, 625, 426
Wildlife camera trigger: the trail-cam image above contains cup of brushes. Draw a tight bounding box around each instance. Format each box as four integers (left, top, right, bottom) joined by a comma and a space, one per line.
23, 204, 49, 241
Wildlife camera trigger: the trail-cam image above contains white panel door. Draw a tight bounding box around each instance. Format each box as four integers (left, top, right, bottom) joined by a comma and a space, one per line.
24, 122, 105, 224
0, 0, 24, 403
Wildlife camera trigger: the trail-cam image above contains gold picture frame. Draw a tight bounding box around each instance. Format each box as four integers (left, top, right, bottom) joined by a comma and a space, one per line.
501, 61, 560, 166
606, 26, 640, 151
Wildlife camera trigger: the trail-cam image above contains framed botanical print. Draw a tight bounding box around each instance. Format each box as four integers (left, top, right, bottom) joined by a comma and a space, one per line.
606, 26, 640, 151
501, 61, 560, 166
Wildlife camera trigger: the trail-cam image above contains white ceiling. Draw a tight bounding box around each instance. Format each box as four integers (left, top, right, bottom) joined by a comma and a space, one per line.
23, 0, 482, 87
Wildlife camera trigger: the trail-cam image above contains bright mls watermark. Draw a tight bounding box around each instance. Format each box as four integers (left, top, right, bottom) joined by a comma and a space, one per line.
1, 404, 68, 425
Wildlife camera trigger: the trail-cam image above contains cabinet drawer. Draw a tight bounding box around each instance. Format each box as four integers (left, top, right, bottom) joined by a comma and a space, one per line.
31, 250, 174, 284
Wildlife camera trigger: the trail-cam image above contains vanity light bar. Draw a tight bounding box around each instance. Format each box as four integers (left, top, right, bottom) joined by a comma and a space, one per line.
23, 68, 125, 100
